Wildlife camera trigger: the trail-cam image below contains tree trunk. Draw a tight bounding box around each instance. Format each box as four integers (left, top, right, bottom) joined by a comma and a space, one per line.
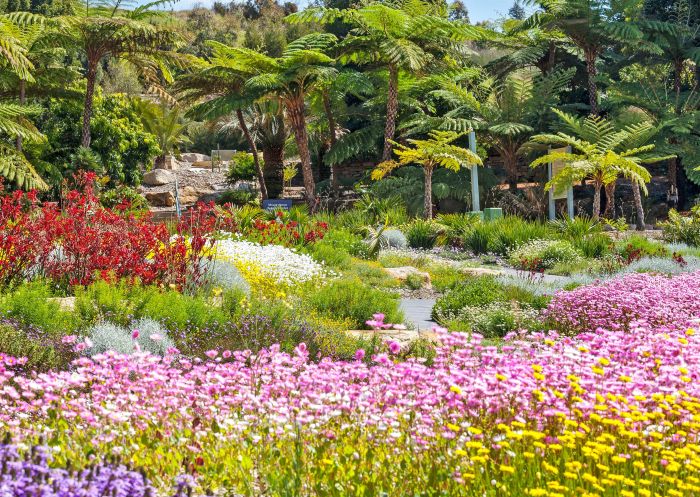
674, 59, 683, 113
592, 183, 601, 219
632, 181, 646, 231
603, 181, 616, 218
584, 49, 599, 116
236, 109, 268, 200
263, 145, 284, 198
286, 95, 316, 209
15, 79, 26, 152
503, 149, 518, 191
81, 60, 99, 148
382, 63, 399, 162
668, 156, 677, 188
322, 91, 339, 192
423, 165, 433, 219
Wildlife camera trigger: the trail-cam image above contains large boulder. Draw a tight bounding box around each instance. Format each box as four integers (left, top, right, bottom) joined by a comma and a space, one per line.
145, 191, 175, 207
156, 155, 180, 171
181, 153, 210, 163
178, 186, 202, 204
143, 169, 174, 186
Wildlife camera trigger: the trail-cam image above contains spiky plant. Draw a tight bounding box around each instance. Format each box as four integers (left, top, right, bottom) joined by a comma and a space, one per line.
372, 130, 482, 219
529, 109, 670, 224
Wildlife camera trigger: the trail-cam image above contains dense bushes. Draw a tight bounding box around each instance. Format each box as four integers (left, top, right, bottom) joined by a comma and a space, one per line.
508, 239, 582, 271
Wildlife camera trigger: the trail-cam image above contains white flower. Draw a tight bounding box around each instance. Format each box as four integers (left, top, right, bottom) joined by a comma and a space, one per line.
215, 239, 326, 286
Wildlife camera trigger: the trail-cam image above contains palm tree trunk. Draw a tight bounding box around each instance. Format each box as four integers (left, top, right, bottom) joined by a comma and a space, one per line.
263, 145, 284, 198
15, 79, 25, 152
382, 63, 399, 162
322, 91, 339, 192
503, 148, 518, 191
592, 182, 601, 219
603, 181, 616, 218
584, 49, 599, 116
236, 109, 268, 200
632, 181, 646, 231
81, 59, 99, 148
286, 95, 316, 209
423, 165, 433, 219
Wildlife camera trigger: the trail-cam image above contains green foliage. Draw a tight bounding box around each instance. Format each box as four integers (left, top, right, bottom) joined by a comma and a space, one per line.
508, 239, 582, 271
660, 208, 700, 247
217, 189, 259, 206
462, 217, 554, 255
616, 234, 668, 259
308, 278, 403, 329
405, 219, 440, 249
432, 276, 548, 335
99, 185, 149, 212
0, 324, 72, 371
226, 151, 256, 183
37, 95, 160, 186
0, 281, 78, 335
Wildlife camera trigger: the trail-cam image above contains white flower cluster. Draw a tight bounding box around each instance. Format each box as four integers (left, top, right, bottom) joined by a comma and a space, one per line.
215, 239, 326, 286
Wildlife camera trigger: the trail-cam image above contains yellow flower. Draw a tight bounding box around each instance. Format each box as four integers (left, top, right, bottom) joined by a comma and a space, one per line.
500, 464, 516, 474
455, 449, 467, 456
598, 357, 610, 366
447, 423, 460, 432
496, 373, 508, 381
592, 366, 605, 375
532, 364, 543, 373
450, 385, 463, 395
686, 328, 695, 336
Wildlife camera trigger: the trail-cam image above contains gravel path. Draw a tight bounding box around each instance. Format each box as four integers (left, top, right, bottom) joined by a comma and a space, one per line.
400, 298, 437, 331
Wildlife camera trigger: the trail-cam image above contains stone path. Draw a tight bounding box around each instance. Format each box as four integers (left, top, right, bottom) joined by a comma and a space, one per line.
400, 298, 437, 331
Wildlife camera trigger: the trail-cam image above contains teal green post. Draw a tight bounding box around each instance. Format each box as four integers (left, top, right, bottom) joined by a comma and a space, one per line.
469, 131, 480, 213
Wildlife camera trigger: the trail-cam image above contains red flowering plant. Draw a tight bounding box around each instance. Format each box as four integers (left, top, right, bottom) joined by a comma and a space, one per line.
0, 174, 219, 293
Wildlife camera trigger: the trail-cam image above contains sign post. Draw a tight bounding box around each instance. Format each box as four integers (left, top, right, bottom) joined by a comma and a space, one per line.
548, 146, 574, 220
469, 131, 480, 214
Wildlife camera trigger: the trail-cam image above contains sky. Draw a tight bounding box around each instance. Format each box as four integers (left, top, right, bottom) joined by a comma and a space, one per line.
166, 0, 520, 23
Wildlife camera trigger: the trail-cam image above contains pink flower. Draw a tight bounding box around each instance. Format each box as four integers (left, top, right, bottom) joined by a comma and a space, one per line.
387, 341, 401, 354
61, 335, 77, 344
166, 347, 180, 355
205, 350, 218, 359
84, 338, 93, 348
75, 343, 87, 352
149, 334, 163, 341
392, 324, 407, 330
132, 329, 140, 340
354, 349, 365, 361
222, 350, 232, 359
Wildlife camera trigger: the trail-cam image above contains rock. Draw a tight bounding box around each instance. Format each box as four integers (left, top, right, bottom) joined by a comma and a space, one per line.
178, 186, 202, 204
143, 169, 174, 186
192, 160, 213, 169
156, 155, 180, 171
47, 297, 76, 311
145, 191, 175, 207
346, 328, 441, 346
384, 266, 432, 289
181, 153, 210, 163
460, 267, 502, 277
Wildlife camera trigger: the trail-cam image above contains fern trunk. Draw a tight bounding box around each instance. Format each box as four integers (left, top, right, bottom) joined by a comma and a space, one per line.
584, 49, 599, 116
322, 91, 339, 192
236, 109, 268, 200
263, 145, 284, 199
603, 181, 616, 218
81, 59, 99, 148
592, 182, 601, 219
632, 181, 646, 231
286, 95, 316, 209
15, 79, 25, 152
382, 63, 399, 162
423, 164, 433, 219
502, 147, 519, 191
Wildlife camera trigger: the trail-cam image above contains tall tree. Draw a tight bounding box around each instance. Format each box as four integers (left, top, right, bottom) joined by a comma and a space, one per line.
189, 33, 338, 207
289, 1, 482, 161
54, 0, 184, 148
175, 43, 270, 199
508, 1, 526, 20
372, 130, 482, 219
520, 0, 646, 115
530, 109, 668, 224
405, 67, 574, 191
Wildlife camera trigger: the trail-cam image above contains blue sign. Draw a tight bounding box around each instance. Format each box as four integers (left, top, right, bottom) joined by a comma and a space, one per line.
262, 199, 293, 211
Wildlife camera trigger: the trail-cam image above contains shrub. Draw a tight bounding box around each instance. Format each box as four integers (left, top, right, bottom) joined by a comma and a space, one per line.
0, 322, 74, 371
217, 189, 259, 207
508, 239, 582, 271
443, 302, 540, 338
226, 151, 256, 183
660, 208, 700, 246
615, 235, 667, 262
308, 278, 403, 329
462, 217, 553, 255
405, 220, 439, 249
432, 276, 548, 323
380, 229, 408, 250
86, 318, 175, 356
574, 233, 612, 258
0, 281, 78, 335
